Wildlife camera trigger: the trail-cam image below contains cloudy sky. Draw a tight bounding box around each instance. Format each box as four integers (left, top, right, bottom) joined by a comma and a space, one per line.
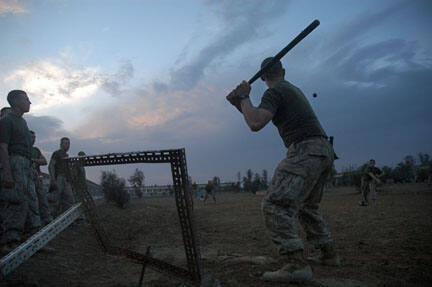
1, 0, 431, 185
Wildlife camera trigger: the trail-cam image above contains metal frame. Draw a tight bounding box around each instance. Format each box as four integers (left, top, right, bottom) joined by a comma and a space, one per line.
67, 148, 201, 285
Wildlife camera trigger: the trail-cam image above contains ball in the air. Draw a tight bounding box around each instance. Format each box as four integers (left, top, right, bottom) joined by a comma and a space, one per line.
313, 93, 317, 98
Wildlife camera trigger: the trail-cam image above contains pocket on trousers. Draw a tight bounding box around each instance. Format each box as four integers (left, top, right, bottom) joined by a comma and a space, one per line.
0, 188, 22, 204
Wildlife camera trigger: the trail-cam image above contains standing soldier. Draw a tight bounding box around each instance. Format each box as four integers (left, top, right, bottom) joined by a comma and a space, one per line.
48, 137, 74, 216
0, 90, 40, 253
30, 130, 53, 226
73, 151, 87, 202
359, 159, 383, 206
227, 58, 339, 282
76, 151, 87, 182
203, 180, 216, 203
427, 162, 432, 186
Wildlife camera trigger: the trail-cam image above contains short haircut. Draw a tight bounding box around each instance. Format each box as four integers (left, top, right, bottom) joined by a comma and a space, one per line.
78, 151, 86, 156
261, 57, 284, 80
7, 90, 26, 106
60, 137, 70, 142
29, 130, 35, 134
0, 107, 11, 117
370, 159, 375, 163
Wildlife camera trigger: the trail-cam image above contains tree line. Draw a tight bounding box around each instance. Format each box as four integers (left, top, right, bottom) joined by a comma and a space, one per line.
336, 152, 431, 187
100, 168, 145, 208
99, 152, 431, 208
234, 169, 269, 194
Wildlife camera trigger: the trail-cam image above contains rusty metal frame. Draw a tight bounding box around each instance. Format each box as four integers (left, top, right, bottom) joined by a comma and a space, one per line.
66, 148, 201, 286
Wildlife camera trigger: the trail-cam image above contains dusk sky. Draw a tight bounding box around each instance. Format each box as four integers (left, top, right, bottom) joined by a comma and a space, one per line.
1, 0, 431, 185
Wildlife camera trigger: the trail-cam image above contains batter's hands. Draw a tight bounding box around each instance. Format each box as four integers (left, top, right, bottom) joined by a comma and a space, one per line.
226, 81, 251, 113
234, 80, 251, 96
226, 90, 243, 113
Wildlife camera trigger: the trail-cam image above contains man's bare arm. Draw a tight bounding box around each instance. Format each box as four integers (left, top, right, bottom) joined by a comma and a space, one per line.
48, 156, 56, 183
368, 172, 381, 184
0, 143, 14, 187
241, 99, 274, 132
33, 153, 47, 166
230, 80, 273, 132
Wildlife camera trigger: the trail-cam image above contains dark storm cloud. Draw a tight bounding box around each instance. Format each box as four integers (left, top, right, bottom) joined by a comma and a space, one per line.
24, 114, 71, 153
152, 81, 168, 94
100, 60, 134, 97
70, 1, 431, 183
307, 38, 432, 170
278, 1, 432, 170
329, 1, 409, 48
326, 39, 422, 83
25, 114, 65, 139
169, 0, 290, 91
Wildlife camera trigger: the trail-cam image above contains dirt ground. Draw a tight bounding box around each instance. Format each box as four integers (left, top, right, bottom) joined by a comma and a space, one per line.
1, 183, 432, 286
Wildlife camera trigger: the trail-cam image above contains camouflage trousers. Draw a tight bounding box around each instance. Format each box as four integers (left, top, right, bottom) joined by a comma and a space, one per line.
262, 137, 334, 254
0, 155, 41, 245
362, 180, 376, 202
34, 176, 53, 225
203, 190, 216, 202
51, 175, 75, 217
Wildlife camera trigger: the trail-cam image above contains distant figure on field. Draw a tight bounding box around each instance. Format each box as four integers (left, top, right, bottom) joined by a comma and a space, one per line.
226, 58, 339, 283
359, 159, 383, 206
49, 137, 74, 216
73, 151, 87, 201
204, 180, 216, 203
76, 151, 86, 181
427, 163, 432, 186
0, 90, 40, 253
30, 130, 53, 226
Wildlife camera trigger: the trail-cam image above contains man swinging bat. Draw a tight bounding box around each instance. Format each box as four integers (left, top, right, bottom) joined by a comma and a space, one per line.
226, 20, 340, 283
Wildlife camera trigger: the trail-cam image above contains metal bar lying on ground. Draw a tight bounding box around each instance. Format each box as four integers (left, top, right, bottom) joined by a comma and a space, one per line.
0, 203, 83, 277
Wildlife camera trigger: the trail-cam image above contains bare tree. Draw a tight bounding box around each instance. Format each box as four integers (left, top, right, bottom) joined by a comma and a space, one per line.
128, 168, 144, 198
101, 170, 130, 208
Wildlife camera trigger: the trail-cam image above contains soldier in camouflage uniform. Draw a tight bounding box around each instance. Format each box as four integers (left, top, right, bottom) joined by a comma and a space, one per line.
203, 180, 216, 203
227, 58, 339, 282
48, 137, 75, 217
30, 130, 53, 226
428, 163, 432, 186
359, 159, 383, 206
0, 90, 41, 252
72, 151, 87, 204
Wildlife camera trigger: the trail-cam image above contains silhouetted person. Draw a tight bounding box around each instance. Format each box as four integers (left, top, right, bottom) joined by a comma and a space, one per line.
359, 159, 383, 206
0, 90, 40, 254
227, 58, 339, 282
204, 180, 216, 203
48, 137, 74, 216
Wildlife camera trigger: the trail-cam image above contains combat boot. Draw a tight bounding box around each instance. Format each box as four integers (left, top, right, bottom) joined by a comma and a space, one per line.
307, 243, 341, 266
262, 250, 313, 283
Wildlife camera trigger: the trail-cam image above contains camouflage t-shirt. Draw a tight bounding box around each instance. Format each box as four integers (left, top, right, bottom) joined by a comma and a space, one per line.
258, 80, 326, 148
362, 166, 382, 182
205, 183, 213, 193
0, 113, 32, 159
50, 149, 70, 179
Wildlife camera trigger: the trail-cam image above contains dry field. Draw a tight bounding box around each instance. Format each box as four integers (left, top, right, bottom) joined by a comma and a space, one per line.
1, 183, 432, 286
